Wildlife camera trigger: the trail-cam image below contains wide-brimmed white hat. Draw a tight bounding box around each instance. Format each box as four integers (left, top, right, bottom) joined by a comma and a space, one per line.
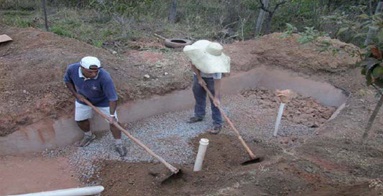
80, 56, 101, 69
183, 40, 230, 73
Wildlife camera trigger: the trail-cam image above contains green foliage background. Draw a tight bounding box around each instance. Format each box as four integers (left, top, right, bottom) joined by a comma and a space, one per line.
0, 0, 380, 49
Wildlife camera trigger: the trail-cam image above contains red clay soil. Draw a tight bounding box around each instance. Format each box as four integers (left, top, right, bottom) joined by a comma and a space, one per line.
2, 25, 383, 195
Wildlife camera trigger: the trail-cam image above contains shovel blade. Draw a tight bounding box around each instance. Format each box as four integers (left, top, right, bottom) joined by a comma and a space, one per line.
160, 169, 183, 185
241, 157, 264, 165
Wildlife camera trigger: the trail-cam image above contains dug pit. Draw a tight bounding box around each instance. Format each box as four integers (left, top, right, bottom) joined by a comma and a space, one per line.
2, 27, 377, 196
1, 66, 349, 194
58, 66, 347, 196
0, 66, 347, 156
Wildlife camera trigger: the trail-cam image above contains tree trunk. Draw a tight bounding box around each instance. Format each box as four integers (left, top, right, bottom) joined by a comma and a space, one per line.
41, 0, 49, 31
254, 0, 269, 36
168, 0, 177, 23
264, 12, 274, 34
362, 93, 383, 141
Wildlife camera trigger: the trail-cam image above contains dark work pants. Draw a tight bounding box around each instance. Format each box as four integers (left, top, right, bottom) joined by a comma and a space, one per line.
192, 75, 223, 126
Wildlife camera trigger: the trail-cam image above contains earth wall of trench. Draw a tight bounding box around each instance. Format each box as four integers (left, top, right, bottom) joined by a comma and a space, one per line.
0, 66, 348, 155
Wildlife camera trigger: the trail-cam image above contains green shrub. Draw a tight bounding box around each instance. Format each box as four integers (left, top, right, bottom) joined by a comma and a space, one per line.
0, 0, 39, 10
3, 15, 32, 27
50, 26, 74, 38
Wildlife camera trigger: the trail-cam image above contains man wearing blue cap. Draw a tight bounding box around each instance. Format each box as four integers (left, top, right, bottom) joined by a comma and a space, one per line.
64, 56, 127, 157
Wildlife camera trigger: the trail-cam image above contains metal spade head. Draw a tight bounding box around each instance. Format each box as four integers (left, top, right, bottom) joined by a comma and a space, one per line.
160, 169, 183, 185
241, 157, 264, 166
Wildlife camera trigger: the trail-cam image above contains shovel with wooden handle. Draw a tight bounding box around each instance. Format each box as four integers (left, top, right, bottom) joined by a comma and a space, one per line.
201, 85, 263, 165
81, 99, 182, 182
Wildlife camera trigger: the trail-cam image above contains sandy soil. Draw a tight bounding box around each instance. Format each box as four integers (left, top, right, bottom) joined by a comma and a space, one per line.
1, 25, 383, 195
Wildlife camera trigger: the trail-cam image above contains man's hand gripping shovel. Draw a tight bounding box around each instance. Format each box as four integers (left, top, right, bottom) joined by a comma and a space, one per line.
81, 99, 182, 183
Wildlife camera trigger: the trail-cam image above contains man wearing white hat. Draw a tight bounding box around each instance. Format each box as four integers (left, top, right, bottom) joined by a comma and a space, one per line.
183, 40, 231, 134
64, 56, 127, 157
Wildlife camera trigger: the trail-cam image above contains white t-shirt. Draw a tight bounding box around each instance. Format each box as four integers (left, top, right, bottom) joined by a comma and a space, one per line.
198, 72, 222, 79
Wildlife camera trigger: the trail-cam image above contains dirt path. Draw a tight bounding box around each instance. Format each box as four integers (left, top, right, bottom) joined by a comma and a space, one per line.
0, 154, 80, 195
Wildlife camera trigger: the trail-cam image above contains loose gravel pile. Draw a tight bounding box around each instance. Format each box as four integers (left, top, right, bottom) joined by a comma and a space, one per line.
43, 88, 336, 182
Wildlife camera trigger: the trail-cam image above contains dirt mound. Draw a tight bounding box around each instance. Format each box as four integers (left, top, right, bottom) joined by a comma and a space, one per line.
0, 26, 361, 137
241, 88, 336, 128
0, 26, 191, 136
226, 33, 361, 73
3, 25, 383, 196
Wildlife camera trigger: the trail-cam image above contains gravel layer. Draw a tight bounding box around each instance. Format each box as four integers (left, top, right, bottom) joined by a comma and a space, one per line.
43, 89, 327, 182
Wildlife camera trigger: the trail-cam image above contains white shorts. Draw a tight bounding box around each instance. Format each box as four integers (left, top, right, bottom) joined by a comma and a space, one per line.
75, 101, 118, 121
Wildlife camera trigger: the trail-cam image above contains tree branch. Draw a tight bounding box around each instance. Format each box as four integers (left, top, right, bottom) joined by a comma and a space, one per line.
273, 0, 287, 13
259, 0, 287, 14
259, 0, 271, 13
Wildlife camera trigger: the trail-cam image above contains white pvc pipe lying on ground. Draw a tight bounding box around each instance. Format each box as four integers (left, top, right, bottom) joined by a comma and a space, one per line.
193, 138, 209, 171
9, 185, 104, 196
273, 103, 286, 137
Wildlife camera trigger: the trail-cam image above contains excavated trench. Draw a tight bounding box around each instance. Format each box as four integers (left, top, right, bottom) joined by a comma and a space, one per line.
0, 67, 348, 156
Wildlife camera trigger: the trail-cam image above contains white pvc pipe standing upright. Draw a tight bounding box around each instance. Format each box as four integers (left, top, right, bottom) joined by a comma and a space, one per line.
273, 103, 286, 137
9, 186, 104, 196
193, 138, 209, 172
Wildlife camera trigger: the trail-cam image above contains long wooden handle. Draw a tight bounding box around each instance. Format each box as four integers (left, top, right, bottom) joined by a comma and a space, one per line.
82, 99, 179, 174
201, 85, 256, 159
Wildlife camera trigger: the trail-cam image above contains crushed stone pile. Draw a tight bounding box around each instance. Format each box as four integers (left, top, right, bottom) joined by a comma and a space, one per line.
43, 88, 335, 182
